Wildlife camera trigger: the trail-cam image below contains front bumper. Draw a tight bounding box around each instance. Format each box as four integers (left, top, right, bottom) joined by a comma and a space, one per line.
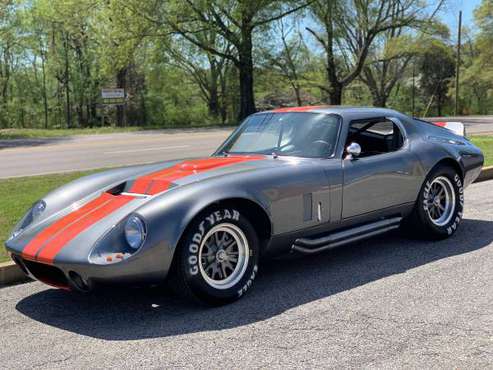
9, 240, 174, 292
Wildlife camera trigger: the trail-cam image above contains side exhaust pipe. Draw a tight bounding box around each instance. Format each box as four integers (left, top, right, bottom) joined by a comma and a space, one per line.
292, 217, 402, 255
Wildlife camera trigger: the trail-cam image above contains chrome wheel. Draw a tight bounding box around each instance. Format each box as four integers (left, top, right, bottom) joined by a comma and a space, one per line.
425, 176, 456, 227
198, 223, 249, 290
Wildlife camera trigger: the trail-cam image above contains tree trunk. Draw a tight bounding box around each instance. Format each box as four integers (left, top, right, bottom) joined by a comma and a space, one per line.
63, 33, 72, 128
290, 82, 302, 106
372, 94, 387, 107
436, 92, 443, 116
208, 64, 220, 119
323, 1, 343, 106
116, 68, 127, 127
237, 29, 256, 120
219, 65, 229, 124
328, 82, 343, 105
40, 52, 49, 129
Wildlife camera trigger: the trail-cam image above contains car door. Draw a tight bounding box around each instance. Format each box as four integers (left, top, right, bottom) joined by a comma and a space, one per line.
341, 116, 419, 219
265, 113, 344, 235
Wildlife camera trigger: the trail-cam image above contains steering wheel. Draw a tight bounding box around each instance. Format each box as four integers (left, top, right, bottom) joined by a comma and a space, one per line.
278, 143, 296, 153
309, 140, 333, 156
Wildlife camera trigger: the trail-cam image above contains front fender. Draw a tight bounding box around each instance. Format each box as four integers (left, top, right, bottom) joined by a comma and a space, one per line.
134, 172, 272, 269
33, 163, 176, 226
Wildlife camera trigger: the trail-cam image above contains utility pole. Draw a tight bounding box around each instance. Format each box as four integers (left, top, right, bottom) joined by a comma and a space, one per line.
412, 60, 415, 117
455, 10, 462, 116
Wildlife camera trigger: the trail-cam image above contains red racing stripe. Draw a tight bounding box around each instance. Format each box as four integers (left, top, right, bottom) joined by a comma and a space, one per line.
36, 194, 134, 264
271, 105, 327, 113
130, 156, 264, 195
21, 193, 114, 260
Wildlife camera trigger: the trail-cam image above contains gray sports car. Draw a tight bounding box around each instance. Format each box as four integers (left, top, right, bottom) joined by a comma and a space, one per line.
5, 107, 484, 305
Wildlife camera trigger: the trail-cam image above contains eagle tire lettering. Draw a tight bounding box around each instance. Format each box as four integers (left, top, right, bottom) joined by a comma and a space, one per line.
238, 265, 258, 298
423, 181, 432, 211
414, 166, 465, 240
446, 174, 464, 235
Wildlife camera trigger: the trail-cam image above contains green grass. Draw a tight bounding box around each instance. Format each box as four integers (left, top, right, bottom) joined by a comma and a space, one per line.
0, 127, 143, 140
471, 136, 493, 167
0, 123, 235, 140
0, 134, 491, 263
0, 170, 98, 263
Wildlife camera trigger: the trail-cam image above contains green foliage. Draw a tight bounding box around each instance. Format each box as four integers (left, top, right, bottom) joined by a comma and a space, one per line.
471, 136, 493, 167
419, 39, 456, 116
0, 0, 492, 131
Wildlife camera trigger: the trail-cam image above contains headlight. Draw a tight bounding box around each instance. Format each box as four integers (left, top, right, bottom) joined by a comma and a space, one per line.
32, 200, 47, 219
8, 200, 46, 240
124, 215, 146, 250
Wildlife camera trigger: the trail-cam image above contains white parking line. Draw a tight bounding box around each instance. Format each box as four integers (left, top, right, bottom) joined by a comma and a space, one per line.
105, 145, 189, 154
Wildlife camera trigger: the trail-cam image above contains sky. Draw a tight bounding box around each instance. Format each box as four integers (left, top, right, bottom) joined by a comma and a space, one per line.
439, 0, 482, 38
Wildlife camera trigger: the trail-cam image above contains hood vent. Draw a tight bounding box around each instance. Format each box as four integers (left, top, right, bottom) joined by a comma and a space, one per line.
106, 182, 127, 195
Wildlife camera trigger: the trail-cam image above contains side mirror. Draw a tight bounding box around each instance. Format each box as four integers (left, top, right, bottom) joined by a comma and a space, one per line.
345, 142, 361, 160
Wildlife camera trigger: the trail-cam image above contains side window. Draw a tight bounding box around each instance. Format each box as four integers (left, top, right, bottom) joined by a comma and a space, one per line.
346, 118, 404, 158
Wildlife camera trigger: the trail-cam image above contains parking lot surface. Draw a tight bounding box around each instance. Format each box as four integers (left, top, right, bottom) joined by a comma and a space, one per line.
0, 180, 492, 369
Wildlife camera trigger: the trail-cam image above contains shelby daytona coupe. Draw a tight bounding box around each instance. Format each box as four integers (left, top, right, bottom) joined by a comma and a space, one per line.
6, 107, 484, 305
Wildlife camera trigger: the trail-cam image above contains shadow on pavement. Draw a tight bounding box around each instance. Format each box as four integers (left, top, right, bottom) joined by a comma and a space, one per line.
16, 218, 493, 340
0, 137, 72, 150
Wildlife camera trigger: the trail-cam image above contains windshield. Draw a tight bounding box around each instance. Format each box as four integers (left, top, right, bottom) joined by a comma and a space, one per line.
218, 112, 340, 158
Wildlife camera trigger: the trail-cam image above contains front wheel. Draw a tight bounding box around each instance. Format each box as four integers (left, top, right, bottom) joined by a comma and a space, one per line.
170, 207, 259, 305
405, 165, 464, 239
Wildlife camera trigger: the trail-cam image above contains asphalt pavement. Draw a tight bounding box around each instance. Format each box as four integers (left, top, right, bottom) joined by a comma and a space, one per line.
0, 180, 492, 369
0, 128, 232, 178
0, 115, 492, 179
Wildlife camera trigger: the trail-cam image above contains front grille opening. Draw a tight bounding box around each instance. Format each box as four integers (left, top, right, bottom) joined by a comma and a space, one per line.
23, 260, 70, 289
68, 271, 90, 292
11, 255, 29, 276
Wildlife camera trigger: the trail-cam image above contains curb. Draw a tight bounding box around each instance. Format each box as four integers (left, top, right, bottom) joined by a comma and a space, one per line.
0, 260, 31, 287
1, 165, 493, 288
475, 165, 493, 183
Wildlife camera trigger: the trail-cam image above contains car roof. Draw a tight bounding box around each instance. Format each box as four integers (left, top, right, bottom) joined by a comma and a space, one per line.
257, 105, 407, 121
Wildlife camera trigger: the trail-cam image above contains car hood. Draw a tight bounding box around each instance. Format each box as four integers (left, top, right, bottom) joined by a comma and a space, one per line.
121, 154, 270, 195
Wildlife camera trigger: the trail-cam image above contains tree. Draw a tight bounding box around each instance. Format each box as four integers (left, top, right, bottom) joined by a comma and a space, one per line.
126, 0, 311, 120
261, 17, 310, 106
419, 39, 455, 116
306, 0, 425, 105
164, 32, 232, 122
457, 0, 493, 114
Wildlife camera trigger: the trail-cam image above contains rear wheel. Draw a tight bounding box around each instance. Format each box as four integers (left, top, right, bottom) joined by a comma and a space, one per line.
171, 207, 259, 305
405, 165, 464, 239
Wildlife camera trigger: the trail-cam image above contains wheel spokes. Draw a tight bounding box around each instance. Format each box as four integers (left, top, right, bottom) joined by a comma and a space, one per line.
198, 223, 249, 288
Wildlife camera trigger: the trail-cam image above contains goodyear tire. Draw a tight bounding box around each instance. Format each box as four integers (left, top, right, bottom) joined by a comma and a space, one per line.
171, 207, 259, 305
406, 165, 464, 240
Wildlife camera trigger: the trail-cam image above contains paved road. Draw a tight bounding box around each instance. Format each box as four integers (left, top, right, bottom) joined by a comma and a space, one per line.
1, 115, 492, 178
0, 128, 232, 178
427, 115, 493, 135
0, 180, 492, 369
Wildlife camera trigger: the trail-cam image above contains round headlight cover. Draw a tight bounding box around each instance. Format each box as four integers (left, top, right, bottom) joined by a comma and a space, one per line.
9, 200, 47, 240
124, 215, 146, 250
32, 200, 46, 219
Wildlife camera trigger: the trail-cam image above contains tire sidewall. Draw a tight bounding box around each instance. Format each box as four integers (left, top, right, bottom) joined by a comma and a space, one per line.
178, 207, 259, 304
418, 166, 464, 238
